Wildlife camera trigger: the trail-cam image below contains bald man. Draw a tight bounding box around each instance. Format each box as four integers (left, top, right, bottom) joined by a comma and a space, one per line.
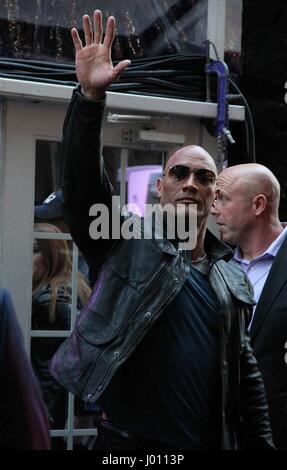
212, 163, 287, 448
50, 11, 274, 450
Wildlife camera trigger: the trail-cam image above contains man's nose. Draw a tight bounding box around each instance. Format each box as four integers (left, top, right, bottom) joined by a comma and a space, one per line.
182, 172, 198, 191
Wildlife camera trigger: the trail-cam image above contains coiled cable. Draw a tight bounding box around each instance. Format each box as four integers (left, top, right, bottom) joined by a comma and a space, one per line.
0, 53, 255, 162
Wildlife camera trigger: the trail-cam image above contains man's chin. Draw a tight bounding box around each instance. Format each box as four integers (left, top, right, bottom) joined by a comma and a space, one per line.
220, 232, 233, 245
176, 204, 198, 218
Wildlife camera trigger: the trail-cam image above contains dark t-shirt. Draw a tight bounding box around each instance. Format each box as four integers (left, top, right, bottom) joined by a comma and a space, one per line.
99, 266, 221, 449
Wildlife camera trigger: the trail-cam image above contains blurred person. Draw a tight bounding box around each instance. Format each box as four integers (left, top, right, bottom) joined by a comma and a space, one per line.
0, 287, 50, 449
35, 191, 90, 282
31, 223, 91, 444
35, 191, 67, 233
212, 163, 287, 449
49, 11, 274, 450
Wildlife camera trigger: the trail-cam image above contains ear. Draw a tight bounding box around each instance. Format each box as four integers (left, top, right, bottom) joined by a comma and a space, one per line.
210, 194, 217, 213
156, 178, 163, 199
252, 194, 267, 216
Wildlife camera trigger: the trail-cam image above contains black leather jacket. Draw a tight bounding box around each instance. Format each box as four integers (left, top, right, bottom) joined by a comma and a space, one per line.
50, 89, 274, 450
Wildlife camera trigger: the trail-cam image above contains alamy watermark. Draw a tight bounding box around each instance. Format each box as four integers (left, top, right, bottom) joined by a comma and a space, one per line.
88, 196, 197, 250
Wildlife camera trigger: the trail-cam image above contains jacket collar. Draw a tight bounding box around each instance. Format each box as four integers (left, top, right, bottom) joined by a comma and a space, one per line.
138, 209, 233, 259
204, 229, 233, 261
155, 225, 233, 260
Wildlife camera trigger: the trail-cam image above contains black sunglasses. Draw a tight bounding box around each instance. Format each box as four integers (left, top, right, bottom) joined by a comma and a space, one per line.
166, 165, 216, 185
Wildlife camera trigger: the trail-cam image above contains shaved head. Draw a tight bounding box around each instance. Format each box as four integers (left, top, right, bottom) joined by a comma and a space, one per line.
219, 163, 280, 211
212, 163, 282, 252
165, 145, 217, 175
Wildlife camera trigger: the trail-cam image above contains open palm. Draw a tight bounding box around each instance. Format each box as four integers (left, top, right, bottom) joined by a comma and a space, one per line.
71, 11, 130, 100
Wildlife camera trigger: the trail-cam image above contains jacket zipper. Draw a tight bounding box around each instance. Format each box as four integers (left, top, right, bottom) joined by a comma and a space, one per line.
142, 255, 175, 296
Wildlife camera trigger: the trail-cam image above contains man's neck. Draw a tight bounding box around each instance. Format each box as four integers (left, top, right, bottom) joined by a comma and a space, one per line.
191, 219, 207, 261
239, 222, 284, 260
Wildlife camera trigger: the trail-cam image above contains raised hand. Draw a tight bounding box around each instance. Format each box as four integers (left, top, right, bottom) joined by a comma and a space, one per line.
71, 10, 131, 101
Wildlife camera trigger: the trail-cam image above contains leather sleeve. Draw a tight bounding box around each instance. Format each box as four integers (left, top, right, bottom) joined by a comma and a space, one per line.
60, 88, 116, 278
239, 327, 275, 449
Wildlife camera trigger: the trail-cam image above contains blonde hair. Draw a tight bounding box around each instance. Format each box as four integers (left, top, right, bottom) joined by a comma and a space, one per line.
33, 223, 91, 323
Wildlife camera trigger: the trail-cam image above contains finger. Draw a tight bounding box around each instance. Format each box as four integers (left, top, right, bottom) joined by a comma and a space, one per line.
103, 16, 115, 50
94, 9, 103, 44
83, 14, 93, 46
113, 59, 131, 79
71, 28, 83, 52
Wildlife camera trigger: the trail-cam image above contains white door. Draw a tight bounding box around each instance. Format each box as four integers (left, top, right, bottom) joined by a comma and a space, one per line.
0, 99, 66, 343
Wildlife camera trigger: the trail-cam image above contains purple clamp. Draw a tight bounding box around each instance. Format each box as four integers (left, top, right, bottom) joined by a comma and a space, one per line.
205, 60, 235, 144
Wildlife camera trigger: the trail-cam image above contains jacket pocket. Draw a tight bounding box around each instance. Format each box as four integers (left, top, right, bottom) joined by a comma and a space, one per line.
76, 265, 143, 345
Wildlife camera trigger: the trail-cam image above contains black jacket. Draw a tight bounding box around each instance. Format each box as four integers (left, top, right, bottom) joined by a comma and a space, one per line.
249, 232, 287, 449
50, 89, 274, 450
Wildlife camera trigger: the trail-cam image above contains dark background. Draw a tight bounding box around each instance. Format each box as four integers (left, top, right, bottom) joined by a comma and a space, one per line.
239, 0, 287, 219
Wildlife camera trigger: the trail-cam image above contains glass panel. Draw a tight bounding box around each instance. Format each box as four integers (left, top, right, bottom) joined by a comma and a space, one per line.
30, 337, 69, 431
51, 437, 68, 450
73, 434, 97, 451
103, 146, 164, 213
33, 139, 93, 449
31, 232, 73, 332
0, 0, 208, 62
126, 149, 163, 215
78, 253, 90, 291
103, 146, 122, 196
35, 140, 61, 206
73, 409, 100, 451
